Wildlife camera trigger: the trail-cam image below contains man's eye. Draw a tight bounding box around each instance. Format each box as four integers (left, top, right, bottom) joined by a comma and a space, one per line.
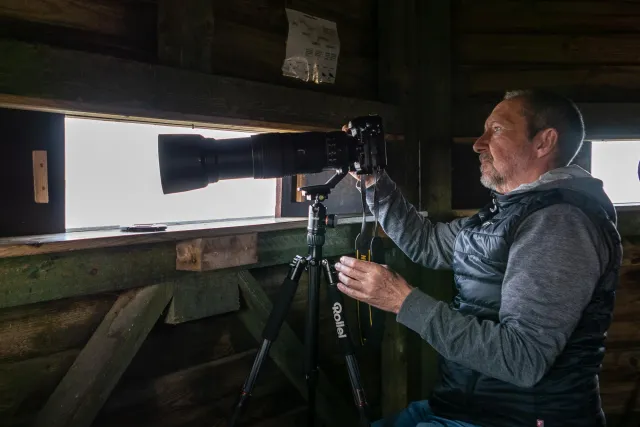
493, 126, 502, 133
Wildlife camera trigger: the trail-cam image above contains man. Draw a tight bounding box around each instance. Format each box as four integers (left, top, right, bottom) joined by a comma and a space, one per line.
335, 90, 622, 427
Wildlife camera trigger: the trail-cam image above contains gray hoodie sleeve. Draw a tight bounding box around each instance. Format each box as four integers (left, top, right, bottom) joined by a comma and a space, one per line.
363, 172, 466, 270
396, 203, 608, 388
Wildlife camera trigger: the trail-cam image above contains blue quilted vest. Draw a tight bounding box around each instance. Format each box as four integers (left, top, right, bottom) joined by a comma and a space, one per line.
429, 188, 622, 427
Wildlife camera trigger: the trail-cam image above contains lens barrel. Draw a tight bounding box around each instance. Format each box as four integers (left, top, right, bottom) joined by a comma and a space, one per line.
158, 131, 353, 195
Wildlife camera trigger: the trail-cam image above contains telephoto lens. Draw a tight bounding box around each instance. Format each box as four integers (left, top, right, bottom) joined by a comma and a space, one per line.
158, 131, 353, 195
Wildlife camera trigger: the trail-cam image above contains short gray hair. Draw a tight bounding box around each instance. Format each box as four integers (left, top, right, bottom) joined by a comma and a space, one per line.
504, 90, 585, 167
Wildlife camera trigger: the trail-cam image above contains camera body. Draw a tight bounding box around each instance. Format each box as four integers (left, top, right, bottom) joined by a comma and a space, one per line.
346, 115, 387, 175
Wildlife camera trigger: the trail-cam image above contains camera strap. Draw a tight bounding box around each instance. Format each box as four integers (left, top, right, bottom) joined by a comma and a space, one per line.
355, 174, 386, 347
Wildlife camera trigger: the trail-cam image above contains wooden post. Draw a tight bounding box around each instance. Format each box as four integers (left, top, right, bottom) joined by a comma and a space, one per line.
377, 0, 417, 414
157, 0, 214, 73
33, 283, 174, 427
417, 0, 454, 399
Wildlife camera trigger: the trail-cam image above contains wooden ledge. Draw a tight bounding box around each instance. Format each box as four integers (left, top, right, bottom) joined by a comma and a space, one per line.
0, 215, 377, 259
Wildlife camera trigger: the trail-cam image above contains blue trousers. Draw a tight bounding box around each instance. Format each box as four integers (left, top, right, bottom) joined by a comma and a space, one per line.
372, 401, 480, 427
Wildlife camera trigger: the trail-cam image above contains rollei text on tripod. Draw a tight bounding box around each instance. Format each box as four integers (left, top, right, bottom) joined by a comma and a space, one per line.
156, 115, 388, 427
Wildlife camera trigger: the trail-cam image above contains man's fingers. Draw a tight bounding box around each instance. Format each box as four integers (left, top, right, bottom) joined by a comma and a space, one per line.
338, 256, 371, 272
334, 262, 366, 280
338, 282, 369, 302
337, 273, 365, 291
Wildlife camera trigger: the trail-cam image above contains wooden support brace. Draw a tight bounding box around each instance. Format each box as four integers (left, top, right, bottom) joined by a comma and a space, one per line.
165, 273, 240, 324
235, 271, 357, 427
33, 283, 174, 427
176, 233, 258, 271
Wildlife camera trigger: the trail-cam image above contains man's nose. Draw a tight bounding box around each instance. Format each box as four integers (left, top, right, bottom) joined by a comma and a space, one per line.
473, 133, 488, 153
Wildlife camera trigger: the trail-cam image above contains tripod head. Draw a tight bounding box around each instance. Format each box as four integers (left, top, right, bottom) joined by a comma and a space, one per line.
298, 169, 349, 203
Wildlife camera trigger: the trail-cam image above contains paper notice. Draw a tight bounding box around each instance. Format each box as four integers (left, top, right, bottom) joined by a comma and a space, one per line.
282, 8, 340, 84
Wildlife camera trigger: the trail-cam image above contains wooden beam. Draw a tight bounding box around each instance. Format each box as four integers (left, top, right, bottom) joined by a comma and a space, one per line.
33, 283, 174, 427
158, 0, 214, 73
458, 34, 640, 65
236, 271, 357, 427
0, 224, 359, 309
164, 273, 240, 324
176, 234, 258, 272
453, 0, 640, 33
417, 0, 455, 399
0, 39, 401, 133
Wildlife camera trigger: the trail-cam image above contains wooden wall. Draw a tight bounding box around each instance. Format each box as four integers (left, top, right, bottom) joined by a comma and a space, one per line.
0, 0, 378, 100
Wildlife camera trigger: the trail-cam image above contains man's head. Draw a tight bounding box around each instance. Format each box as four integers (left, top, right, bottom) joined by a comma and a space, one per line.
473, 89, 585, 193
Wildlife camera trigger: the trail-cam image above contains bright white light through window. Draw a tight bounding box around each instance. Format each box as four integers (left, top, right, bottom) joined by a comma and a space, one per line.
591, 140, 640, 206
65, 118, 276, 230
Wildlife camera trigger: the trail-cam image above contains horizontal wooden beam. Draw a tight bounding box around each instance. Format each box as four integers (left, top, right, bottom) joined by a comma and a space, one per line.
457, 34, 640, 65
0, 39, 401, 133
0, 224, 360, 309
453, 101, 640, 139
453, 0, 640, 33
0, 215, 378, 259
33, 283, 174, 427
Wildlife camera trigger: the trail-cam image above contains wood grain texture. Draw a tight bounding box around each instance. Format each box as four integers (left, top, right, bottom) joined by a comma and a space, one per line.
458, 34, 640, 65
454, 0, 640, 33
33, 283, 174, 427
176, 234, 258, 271
456, 65, 640, 101
0, 0, 136, 37
164, 273, 240, 324
0, 224, 358, 309
0, 294, 116, 363
31, 150, 48, 203
0, 39, 402, 134
0, 349, 79, 421
157, 0, 214, 73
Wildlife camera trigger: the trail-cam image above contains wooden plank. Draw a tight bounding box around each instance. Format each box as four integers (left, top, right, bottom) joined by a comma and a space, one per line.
209, 20, 377, 100
0, 349, 79, 420
176, 233, 258, 271
0, 39, 402, 134
453, 0, 640, 33
33, 283, 174, 427
236, 270, 357, 427
0, 224, 358, 309
0, 0, 142, 38
158, 0, 214, 73
456, 65, 640, 101
0, 294, 116, 363
458, 34, 640, 65
31, 150, 49, 203
0, 217, 306, 258
418, 0, 455, 398
380, 247, 410, 416
164, 273, 240, 324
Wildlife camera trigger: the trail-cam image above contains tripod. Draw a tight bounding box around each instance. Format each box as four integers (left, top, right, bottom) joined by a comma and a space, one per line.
228, 170, 370, 427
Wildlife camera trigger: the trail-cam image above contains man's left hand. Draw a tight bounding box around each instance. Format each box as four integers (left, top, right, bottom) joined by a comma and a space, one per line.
334, 256, 414, 314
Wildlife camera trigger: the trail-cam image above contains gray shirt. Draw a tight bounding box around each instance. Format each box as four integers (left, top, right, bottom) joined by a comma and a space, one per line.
364, 168, 611, 388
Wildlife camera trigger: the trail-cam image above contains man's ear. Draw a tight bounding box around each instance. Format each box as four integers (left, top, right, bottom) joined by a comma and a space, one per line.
534, 128, 558, 159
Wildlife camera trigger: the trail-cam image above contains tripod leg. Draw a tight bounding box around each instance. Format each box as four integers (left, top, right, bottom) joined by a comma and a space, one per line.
305, 259, 322, 427
228, 255, 307, 427
322, 259, 371, 427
